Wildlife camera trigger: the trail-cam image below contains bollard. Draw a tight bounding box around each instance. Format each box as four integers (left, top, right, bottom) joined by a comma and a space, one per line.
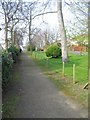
73, 64, 76, 84
46, 58, 48, 66
35, 53, 36, 59
62, 62, 65, 77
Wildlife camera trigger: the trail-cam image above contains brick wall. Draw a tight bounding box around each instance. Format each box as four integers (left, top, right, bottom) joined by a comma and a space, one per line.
70, 45, 87, 52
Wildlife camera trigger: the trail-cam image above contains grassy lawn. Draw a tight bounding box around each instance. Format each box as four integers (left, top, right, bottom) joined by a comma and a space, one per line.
28, 51, 88, 109
29, 51, 88, 84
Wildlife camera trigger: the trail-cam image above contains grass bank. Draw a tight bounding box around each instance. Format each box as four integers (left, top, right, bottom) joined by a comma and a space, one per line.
28, 51, 88, 109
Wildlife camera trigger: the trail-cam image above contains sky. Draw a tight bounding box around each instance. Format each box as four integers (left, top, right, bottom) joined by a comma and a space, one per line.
31, 0, 75, 32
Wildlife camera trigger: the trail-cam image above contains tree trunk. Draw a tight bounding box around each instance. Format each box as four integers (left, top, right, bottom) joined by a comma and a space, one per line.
5, 13, 8, 50
11, 17, 14, 45
57, 0, 68, 62
29, 23, 31, 45
14, 30, 16, 45
29, 11, 32, 52
11, 28, 13, 44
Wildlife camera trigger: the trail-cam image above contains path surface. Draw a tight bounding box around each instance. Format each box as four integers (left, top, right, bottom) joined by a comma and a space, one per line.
13, 53, 87, 118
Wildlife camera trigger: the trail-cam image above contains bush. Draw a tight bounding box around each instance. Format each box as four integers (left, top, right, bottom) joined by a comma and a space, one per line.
2, 51, 13, 88
27, 44, 35, 51
46, 44, 62, 58
8, 45, 20, 63
2, 45, 21, 88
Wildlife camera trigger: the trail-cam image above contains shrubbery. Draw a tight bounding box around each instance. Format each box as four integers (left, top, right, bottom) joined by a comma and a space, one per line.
2, 51, 13, 88
46, 44, 62, 58
8, 45, 20, 63
2, 45, 21, 88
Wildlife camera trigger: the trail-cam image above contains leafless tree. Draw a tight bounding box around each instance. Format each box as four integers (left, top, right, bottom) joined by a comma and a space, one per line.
65, 0, 88, 38
20, 1, 57, 52
1, 0, 21, 49
13, 27, 25, 47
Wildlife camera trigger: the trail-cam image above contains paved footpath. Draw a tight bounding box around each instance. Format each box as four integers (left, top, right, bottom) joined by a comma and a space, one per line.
14, 53, 88, 118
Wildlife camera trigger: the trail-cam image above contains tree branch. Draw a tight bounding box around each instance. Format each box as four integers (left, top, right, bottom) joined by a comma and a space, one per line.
32, 11, 57, 20
8, 1, 20, 23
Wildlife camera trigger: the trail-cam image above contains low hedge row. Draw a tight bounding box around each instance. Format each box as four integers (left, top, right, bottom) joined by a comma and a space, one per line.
2, 45, 21, 88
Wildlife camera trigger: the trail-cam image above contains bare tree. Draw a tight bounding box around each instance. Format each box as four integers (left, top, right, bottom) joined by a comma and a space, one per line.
1, 2, 9, 49
20, 2, 38, 51
20, 1, 57, 52
57, 0, 68, 62
65, 0, 88, 38
13, 27, 25, 47
1, 0, 21, 49
9, 15, 20, 45
31, 28, 45, 50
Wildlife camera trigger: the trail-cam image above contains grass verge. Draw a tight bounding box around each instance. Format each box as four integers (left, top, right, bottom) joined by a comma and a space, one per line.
2, 95, 19, 118
2, 61, 21, 118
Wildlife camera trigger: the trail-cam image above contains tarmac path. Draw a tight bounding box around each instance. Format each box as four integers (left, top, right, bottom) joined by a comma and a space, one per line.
13, 53, 87, 118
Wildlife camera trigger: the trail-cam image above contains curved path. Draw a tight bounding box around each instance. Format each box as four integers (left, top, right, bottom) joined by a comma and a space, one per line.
14, 53, 87, 118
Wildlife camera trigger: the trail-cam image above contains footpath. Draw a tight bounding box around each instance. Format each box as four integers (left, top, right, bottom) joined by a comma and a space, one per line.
5, 53, 88, 118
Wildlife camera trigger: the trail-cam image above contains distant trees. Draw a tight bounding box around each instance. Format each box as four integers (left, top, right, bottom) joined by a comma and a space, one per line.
20, 1, 57, 52
64, 1, 88, 54
65, 1, 88, 39
31, 28, 45, 50
20, 2, 38, 50
30, 28, 60, 51
13, 27, 25, 47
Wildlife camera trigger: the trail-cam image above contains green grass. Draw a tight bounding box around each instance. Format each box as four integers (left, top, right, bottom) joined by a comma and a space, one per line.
2, 62, 21, 118
2, 95, 20, 118
29, 51, 88, 84
28, 51, 88, 109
